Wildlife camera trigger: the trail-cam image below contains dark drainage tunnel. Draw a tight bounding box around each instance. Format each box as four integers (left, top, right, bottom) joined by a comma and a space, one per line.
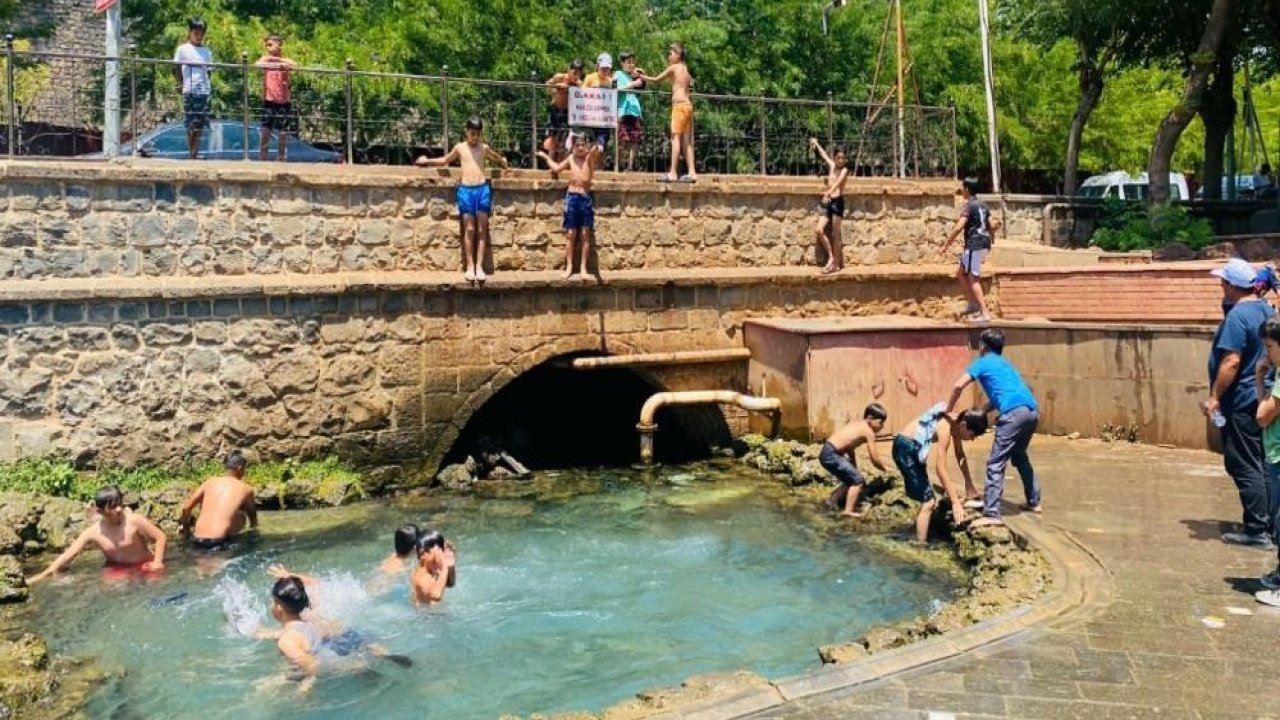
445, 353, 732, 470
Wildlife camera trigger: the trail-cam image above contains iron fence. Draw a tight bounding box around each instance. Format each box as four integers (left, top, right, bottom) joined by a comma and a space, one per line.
2, 41, 957, 178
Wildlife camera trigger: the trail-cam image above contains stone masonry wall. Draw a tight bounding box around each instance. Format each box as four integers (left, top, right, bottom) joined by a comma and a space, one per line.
11, 0, 106, 128
0, 162, 960, 279
0, 272, 963, 472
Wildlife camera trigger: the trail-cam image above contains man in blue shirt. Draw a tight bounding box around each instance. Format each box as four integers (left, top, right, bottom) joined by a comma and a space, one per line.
1206, 258, 1276, 547
945, 328, 1039, 527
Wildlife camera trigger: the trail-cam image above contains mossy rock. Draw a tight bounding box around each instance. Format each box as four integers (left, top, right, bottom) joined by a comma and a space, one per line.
0, 556, 28, 604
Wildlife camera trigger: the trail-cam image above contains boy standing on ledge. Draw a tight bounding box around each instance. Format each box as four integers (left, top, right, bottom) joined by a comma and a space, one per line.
538, 133, 602, 281
416, 116, 510, 285
256, 34, 297, 162
821, 403, 890, 517
637, 43, 696, 183
173, 18, 213, 160
942, 177, 999, 323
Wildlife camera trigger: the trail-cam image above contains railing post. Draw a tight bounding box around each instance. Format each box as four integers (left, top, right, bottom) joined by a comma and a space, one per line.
826, 92, 834, 149
5, 34, 14, 159
949, 103, 959, 179
758, 94, 767, 175
128, 43, 138, 156
441, 65, 450, 150
343, 58, 354, 165
529, 71, 538, 168
241, 52, 250, 161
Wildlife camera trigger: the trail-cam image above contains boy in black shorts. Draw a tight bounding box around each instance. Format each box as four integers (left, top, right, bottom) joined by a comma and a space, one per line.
809, 138, 849, 274
543, 60, 584, 162
256, 34, 297, 161
892, 403, 988, 542
821, 403, 889, 517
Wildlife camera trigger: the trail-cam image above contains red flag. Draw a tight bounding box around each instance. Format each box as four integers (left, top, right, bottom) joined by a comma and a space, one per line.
94, 0, 118, 13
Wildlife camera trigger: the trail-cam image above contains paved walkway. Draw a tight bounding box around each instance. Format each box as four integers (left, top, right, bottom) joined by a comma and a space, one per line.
756, 437, 1276, 720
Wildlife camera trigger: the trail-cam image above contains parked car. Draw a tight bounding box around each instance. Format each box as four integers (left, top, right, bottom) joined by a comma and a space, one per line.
1194, 173, 1275, 199
1078, 171, 1189, 201
79, 120, 341, 163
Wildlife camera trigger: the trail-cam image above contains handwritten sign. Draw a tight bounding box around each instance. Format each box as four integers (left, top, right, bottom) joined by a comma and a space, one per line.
568, 87, 618, 129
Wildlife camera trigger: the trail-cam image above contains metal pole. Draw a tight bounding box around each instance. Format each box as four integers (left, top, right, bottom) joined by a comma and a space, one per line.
826, 91, 834, 149
103, 1, 122, 156
759, 95, 767, 175
129, 43, 138, 156
4, 34, 14, 159
949, 103, 958, 179
978, 0, 1002, 192
343, 58, 354, 165
894, 0, 905, 178
241, 52, 250, 161
441, 65, 450, 150
530, 71, 538, 168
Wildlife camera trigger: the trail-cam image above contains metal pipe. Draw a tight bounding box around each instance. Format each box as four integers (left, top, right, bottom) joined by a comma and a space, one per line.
571, 348, 751, 370
6, 34, 15, 159
636, 391, 781, 465
241, 52, 250, 162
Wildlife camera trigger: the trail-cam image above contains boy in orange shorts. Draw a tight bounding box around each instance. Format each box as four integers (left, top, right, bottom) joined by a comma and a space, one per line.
638, 43, 696, 183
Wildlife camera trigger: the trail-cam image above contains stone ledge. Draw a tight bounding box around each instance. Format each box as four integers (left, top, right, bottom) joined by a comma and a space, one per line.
0, 265, 960, 304
0, 159, 960, 198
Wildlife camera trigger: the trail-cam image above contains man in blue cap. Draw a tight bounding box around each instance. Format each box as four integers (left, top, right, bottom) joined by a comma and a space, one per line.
1207, 257, 1276, 547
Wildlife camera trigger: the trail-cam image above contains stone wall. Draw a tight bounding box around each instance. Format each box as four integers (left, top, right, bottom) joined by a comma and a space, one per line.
11, 1, 105, 128
0, 162, 960, 279
0, 270, 965, 471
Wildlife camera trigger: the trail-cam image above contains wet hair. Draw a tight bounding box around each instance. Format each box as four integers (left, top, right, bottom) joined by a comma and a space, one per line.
569, 59, 585, 71
465, 116, 483, 131
188, 18, 207, 31
416, 529, 446, 555
394, 524, 421, 556
978, 328, 1006, 355
863, 403, 888, 422
669, 43, 686, 61
1263, 316, 1280, 344
223, 450, 248, 472
272, 576, 310, 615
94, 485, 124, 510
962, 177, 981, 195
958, 409, 989, 436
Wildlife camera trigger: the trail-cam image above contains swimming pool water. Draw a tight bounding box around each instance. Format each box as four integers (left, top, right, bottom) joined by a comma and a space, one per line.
27, 463, 956, 719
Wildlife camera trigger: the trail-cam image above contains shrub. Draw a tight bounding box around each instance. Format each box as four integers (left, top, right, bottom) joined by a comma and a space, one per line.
1089, 199, 1215, 252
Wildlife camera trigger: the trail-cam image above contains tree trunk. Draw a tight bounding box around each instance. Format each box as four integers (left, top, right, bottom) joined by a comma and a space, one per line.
1199, 54, 1236, 201
1147, 0, 1238, 204
1064, 49, 1104, 197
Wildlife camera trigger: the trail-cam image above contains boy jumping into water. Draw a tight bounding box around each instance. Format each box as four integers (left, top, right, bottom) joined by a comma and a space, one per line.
821, 403, 890, 517
892, 404, 988, 543
637, 43, 696, 183
27, 486, 167, 583
179, 450, 258, 552
538, 133, 603, 281
942, 177, 1000, 323
416, 116, 510, 285
809, 138, 849, 274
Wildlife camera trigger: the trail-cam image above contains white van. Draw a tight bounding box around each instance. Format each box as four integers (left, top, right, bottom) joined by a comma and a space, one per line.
1078, 171, 1189, 201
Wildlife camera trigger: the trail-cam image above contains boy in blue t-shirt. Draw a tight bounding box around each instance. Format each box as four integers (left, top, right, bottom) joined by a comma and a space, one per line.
945, 328, 1039, 527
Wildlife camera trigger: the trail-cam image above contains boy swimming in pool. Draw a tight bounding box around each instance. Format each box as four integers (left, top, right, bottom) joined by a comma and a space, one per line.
892, 404, 988, 543
379, 523, 421, 575
27, 485, 168, 583
821, 404, 890, 517
411, 530, 457, 604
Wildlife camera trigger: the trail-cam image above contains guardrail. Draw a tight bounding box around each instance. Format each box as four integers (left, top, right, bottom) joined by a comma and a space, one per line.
1, 40, 957, 177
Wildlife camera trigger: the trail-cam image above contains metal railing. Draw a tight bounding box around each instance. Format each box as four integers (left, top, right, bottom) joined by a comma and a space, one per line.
1, 41, 957, 177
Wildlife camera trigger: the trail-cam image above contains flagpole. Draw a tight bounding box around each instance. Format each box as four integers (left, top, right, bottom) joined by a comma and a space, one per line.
103, 0, 121, 157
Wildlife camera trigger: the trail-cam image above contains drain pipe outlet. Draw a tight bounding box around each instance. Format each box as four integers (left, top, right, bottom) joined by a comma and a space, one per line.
636, 391, 782, 465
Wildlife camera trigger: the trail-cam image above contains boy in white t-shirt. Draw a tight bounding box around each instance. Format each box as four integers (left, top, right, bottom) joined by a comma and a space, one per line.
173, 18, 214, 159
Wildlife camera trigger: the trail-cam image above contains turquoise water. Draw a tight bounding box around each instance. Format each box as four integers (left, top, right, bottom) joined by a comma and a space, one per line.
28, 465, 955, 719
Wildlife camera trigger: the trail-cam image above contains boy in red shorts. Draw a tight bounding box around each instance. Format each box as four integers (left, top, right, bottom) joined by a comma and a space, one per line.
27, 486, 167, 583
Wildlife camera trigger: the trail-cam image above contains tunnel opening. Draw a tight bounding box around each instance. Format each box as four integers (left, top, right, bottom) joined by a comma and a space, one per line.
445, 353, 733, 470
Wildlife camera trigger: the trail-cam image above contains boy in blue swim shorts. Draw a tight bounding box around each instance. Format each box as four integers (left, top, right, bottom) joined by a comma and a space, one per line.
538, 132, 603, 281
416, 116, 510, 285
892, 404, 987, 543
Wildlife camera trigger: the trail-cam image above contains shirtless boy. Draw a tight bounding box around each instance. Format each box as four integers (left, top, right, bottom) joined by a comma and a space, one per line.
543, 60, 584, 162
538, 134, 603, 281
411, 530, 457, 604
379, 523, 420, 575
179, 450, 258, 551
892, 404, 988, 543
27, 486, 167, 583
808, 138, 849, 274
637, 43, 696, 183
821, 403, 889, 517
416, 116, 510, 285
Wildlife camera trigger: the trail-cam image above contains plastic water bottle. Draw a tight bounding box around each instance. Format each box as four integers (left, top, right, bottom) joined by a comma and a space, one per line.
1210, 409, 1227, 428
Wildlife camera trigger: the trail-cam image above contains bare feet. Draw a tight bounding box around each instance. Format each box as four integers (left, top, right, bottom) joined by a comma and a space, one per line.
968, 516, 1005, 529
839, 510, 864, 518
821, 263, 838, 275
463, 268, 476, 284
566, 271, 580, 281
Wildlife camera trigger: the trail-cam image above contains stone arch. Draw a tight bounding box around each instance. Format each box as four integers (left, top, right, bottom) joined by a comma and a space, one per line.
428, 337, 733, 473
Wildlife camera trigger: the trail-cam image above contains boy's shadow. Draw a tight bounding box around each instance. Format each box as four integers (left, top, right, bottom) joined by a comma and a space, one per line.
1181, 518, 1235, 542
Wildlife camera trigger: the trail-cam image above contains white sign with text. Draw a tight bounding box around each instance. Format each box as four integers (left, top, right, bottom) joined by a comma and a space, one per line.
568, 87, 618, 128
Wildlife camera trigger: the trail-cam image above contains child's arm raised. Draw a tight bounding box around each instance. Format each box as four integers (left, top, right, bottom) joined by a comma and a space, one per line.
27, 526, 95, 583
536, 151, 570, 173
809, 138, 834, 169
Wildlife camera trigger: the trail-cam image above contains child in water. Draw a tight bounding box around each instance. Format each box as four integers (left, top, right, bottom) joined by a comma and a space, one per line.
380, 523, 421, 575
27, 486, 167, 583
411, 530, 457, 604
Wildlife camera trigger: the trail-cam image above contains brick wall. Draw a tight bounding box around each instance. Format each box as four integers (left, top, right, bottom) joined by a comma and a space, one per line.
996, 264, 1225, 324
